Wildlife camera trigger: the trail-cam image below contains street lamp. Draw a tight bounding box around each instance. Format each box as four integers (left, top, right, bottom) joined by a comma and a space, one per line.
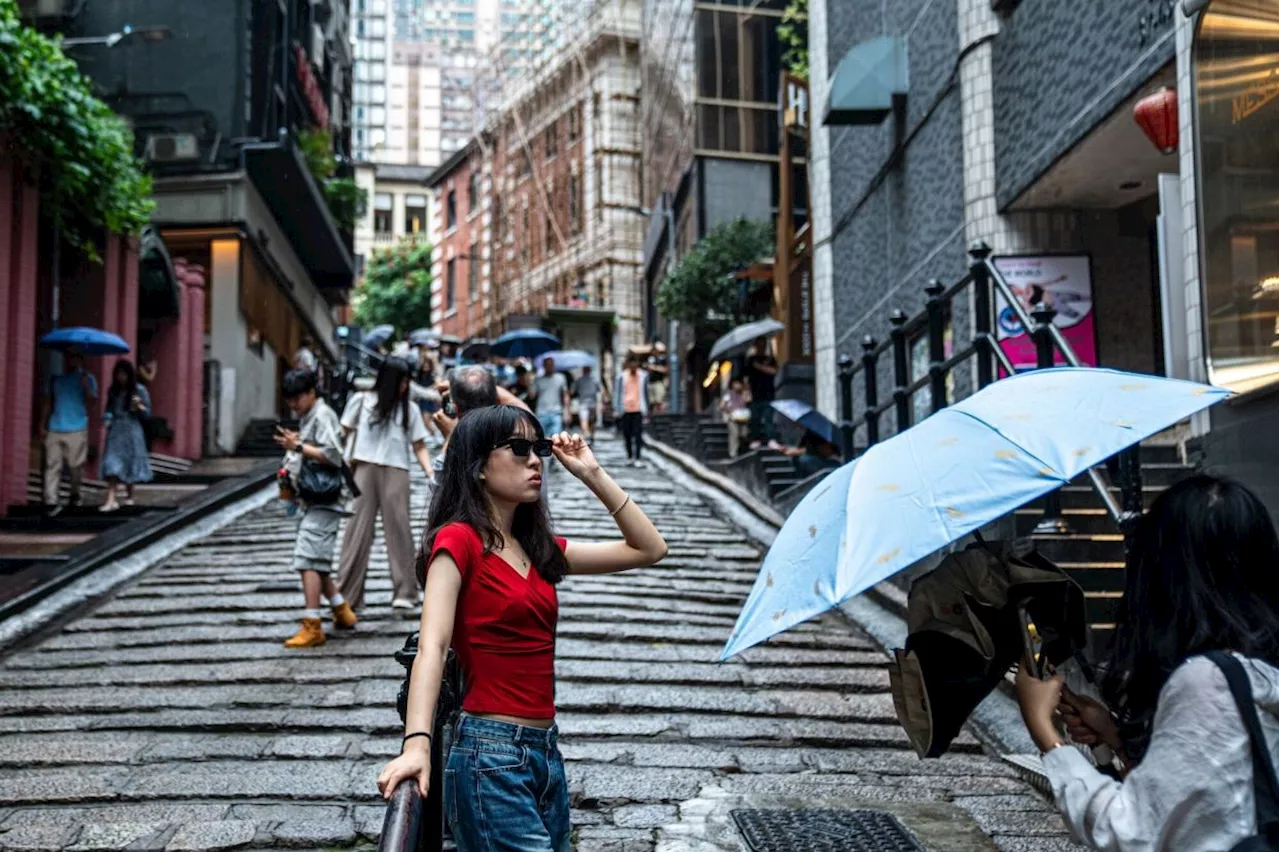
60, 24, 173, 48
625, 205, 681, 414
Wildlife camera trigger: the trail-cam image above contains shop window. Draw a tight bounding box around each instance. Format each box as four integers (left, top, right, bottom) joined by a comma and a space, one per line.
1194, 0, 1279, 393
404, 194, 426, 235
373, 192, 393, 234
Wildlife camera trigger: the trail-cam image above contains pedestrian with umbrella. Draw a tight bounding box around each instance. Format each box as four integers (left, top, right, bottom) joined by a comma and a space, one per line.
768, 399, 843, 477
38, 327, 129, 516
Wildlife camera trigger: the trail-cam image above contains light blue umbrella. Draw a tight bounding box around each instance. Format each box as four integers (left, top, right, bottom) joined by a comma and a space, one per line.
39, 327, 130, 355
491, 329, 560, 360
363, 324, 396, 349
540, 350, 598, 372
722, 367, 1231, 660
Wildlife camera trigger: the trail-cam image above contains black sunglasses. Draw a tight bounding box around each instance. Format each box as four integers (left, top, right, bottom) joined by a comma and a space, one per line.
493, 438, 553, 458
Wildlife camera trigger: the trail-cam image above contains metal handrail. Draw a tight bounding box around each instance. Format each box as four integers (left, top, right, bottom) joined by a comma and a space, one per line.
836, 240, 1139, 533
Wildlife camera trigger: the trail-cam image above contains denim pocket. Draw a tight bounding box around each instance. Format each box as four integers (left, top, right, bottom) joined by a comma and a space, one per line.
473, 740, 527, 774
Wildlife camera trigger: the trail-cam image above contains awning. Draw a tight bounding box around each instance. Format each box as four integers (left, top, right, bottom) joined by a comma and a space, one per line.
824, 36, 909, 126
546, 305, 616, 323
242, 142, 355, 291
137, 226, 181, 319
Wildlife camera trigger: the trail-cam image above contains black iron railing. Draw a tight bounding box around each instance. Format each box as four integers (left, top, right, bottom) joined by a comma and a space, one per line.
835, 241, 1143, 537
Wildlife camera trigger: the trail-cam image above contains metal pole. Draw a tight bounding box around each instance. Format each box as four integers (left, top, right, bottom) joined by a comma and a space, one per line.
664, 208, 680, 414
1031, 303, 1070, 535
889, 310, 909, 432
838, 353, 855, 459
861, 336, 879, 446
968, 241, 994, 388
925, 279, 947, 413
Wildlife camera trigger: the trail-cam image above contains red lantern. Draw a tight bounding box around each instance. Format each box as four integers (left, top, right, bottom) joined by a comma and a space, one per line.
1133, 87, 1179, 155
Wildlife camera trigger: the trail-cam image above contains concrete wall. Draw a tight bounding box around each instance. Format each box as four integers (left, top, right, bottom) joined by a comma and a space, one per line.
990, 0, 1177, 208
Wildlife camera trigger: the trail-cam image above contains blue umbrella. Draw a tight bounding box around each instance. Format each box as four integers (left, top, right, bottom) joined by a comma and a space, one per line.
722, 367, 1231, 660
540, 350, 598, 372
363, 324, 396, 349
39, 327, 130, 356
407, 328, 437, 347
491, 329, 560, 360
770, 398, 838, 444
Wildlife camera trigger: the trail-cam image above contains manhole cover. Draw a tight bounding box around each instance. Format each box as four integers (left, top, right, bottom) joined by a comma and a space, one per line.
730, 809, 925, 852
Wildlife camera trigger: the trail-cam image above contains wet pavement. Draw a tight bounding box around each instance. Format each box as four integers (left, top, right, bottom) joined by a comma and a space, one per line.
0, 437, 1079, 851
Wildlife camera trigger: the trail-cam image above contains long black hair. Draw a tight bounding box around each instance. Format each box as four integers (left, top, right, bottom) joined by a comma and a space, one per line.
1102, 474, 1278, 758
371, 356, 412, 428
419, 404, 568, 586
108, 359, 138, 409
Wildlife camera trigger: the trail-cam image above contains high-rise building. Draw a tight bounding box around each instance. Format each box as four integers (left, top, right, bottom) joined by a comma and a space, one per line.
352, 0, 393, 161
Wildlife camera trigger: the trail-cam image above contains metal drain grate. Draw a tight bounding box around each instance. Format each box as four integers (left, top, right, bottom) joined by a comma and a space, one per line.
730, 809, 925, 852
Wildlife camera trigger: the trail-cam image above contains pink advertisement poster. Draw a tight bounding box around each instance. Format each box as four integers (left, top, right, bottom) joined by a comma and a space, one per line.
993, 254, 1097, 374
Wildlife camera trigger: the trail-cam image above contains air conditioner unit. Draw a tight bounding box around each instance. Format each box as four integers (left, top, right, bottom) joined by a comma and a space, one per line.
17, 0, 71, 20
145, 133, 200, 163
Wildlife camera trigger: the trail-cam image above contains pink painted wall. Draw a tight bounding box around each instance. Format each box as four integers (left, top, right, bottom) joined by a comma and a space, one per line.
150, 257, 206, 459
0, 157, 41, 514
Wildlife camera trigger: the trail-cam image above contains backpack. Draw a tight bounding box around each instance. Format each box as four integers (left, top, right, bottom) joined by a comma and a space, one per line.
1204, 651, 1279, 852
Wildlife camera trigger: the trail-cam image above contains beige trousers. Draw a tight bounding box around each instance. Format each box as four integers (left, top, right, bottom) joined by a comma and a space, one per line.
43, 429, 88, 505
336, 463, 419, 611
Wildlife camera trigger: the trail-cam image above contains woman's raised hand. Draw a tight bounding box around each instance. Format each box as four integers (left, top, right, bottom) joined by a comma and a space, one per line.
550, 432, 600, 479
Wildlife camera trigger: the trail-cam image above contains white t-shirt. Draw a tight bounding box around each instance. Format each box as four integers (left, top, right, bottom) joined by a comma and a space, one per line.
341, 391, 428, 470
533, 372, 568, 416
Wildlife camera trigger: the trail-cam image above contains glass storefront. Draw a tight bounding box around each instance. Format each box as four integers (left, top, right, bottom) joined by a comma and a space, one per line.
1193, 0, 1279, 393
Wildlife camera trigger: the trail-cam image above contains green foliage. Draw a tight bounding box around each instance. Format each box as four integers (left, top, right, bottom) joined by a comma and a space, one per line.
0, 0, 153, 259
352, 238, 434, 331
297, 126, 367, 234
778, 0, 809, 80
655, 217, 774, 336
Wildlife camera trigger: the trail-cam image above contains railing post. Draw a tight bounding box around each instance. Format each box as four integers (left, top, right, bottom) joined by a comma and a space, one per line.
925, 279, 948, 414
1031, 303, 1071, 535
838, 353, 856, 458
968, 240, 995, 388
861, 336, 880, 446
889, 310, 910, 432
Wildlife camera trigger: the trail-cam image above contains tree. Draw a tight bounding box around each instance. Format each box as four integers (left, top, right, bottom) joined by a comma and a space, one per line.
778, 0, 808, 80
655, 217, 774, 336
351, 238, 434, 331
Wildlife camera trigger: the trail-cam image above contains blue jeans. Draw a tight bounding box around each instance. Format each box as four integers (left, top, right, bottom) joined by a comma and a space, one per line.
445, 716, 570, 852
537, 411, 563, 437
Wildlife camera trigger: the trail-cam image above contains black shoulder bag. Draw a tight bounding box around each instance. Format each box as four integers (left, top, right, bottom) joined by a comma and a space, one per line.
1204, 651, 1279, 852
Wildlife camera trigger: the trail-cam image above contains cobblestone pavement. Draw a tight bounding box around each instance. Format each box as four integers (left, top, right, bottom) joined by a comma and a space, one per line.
0, 436, 1079, 851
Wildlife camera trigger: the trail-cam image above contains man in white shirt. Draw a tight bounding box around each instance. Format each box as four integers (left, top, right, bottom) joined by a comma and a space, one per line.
532, 356, 570, 438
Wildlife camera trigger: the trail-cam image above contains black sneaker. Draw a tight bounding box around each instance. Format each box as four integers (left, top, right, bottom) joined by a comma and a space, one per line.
46, 504, 65, 518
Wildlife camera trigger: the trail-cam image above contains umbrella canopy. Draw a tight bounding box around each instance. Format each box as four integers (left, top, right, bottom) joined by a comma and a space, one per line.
407, 328, 437, 347
39, 327, 130, 356
363, 324, 396, 349
770, 398, 838, 444
437, 334, 464, 346
721, 367, 1231, 660
460, 339, 491, 361
491, 329, 560, 360
539, 350, 598, 372
708, 318, 784, 362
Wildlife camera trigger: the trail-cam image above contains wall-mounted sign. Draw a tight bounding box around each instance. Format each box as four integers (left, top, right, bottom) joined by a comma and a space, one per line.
994, 254, 1097, 373
780, 73, 809, 134
294, 44, 330, 129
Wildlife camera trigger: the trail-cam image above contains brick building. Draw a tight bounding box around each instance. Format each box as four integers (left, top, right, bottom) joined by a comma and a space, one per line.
426, 0, 646, 365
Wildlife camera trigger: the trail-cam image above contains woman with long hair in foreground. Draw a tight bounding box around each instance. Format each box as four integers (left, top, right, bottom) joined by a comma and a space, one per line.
1017, 474, 1278, 851
376, 404, 667, 850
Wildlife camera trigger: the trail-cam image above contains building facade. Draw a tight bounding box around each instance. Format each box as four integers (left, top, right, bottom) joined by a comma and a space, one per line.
808, 0, 1277, 515
426, 0, 646, 366
66, 0, 355, 456
352, 0, 394, 162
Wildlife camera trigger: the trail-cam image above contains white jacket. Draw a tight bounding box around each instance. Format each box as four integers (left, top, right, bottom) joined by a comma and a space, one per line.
614, 369, 649, 417
1042, 654, 1279, 852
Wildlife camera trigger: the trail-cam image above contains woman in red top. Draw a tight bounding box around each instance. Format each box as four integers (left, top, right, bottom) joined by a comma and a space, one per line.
376, 404, 667, 851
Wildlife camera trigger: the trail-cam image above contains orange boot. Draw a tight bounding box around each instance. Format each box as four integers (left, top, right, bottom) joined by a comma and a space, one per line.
284, 618, 326, 648
331, 601, 359, 630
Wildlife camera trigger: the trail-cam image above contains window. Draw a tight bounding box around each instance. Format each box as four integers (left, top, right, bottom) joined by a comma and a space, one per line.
521, 197, 530, 263
569, 171, 581, 234
1193, 0, 1279, 393
446, 259, 456, 312
567, 104, 579, 141
520, 148, 532, 177
468, 171, 479, 212
405, 194, 426, 234
374, 192, 393, 234
468, 242, 479, 300
446, 190, 457, 229
544, 119, 558, 158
